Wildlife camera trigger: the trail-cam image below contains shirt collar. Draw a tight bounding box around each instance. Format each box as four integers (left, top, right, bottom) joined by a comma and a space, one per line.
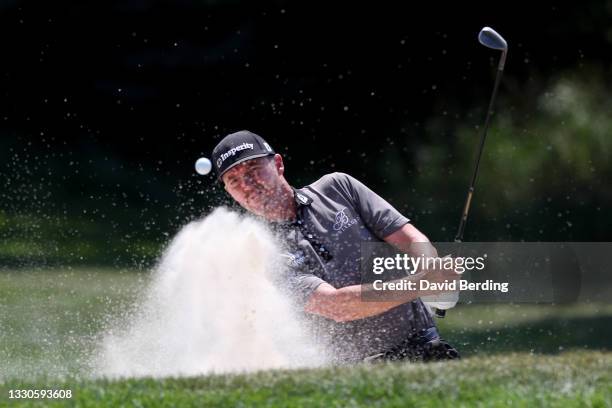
269, 188, 311, 229
292, 187, 312, 207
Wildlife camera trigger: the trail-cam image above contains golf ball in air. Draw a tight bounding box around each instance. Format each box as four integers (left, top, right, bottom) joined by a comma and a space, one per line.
195, 157, 212, 175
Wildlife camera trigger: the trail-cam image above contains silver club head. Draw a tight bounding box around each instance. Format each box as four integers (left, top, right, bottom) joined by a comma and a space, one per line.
478, 27, 508, 51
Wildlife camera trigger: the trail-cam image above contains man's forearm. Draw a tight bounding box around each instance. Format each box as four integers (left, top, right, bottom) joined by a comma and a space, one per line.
305, 272, 443, 322
385, 224, 439, 260
305, 223, 450, 322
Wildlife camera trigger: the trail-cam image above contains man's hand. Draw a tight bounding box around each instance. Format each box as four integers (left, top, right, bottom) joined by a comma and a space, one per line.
421, 255, 463, 289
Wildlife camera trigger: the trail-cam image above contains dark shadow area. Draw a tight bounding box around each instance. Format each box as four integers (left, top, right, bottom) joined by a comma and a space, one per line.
1, 1, 611, 267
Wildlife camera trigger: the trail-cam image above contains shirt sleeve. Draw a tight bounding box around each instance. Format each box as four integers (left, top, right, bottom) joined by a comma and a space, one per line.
333, 172, 410, 239
276, 238, 327, 308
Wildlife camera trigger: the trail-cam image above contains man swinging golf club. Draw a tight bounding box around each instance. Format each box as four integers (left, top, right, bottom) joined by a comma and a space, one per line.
207, 26, 507, 363
211, 129, 461, 363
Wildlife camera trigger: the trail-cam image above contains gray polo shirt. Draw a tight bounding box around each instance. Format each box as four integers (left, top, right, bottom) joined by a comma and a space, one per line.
275, 172, 435, 363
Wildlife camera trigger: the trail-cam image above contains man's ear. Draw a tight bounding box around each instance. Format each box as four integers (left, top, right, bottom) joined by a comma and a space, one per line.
274, 154, 285, 176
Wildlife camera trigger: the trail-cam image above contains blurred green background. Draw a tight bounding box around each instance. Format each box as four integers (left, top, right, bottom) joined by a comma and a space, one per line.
2, 71, 610, 267
0, 3, 611, 392
0, 1, 611, 268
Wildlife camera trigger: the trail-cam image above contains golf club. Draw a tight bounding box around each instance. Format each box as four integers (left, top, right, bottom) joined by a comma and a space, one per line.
435, 27, 508, 318
455, 27, 508, 243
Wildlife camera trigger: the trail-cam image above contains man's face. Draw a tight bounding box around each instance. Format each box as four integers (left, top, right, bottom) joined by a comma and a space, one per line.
222, 155, 285, 218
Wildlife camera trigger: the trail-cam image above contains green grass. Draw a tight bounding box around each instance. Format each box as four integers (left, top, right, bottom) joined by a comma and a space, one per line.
0, 352, 610, 407
437, 302, 612, 355
0, 269, 147, 379
0, 211, 164, 267
1, 269, 611, 406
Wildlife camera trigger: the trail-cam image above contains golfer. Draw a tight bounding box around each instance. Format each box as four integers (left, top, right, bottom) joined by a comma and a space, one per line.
212, 130, 460, 363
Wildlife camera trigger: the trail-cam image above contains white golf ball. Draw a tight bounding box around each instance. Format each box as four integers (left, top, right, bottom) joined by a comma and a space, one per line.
195, 157, 212, 175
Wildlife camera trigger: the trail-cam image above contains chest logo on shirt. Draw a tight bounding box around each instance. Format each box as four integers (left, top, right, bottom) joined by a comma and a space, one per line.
333, 208, 358, 233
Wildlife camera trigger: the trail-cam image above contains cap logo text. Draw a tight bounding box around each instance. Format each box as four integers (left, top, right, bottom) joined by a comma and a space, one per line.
218, 142, 254, 166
